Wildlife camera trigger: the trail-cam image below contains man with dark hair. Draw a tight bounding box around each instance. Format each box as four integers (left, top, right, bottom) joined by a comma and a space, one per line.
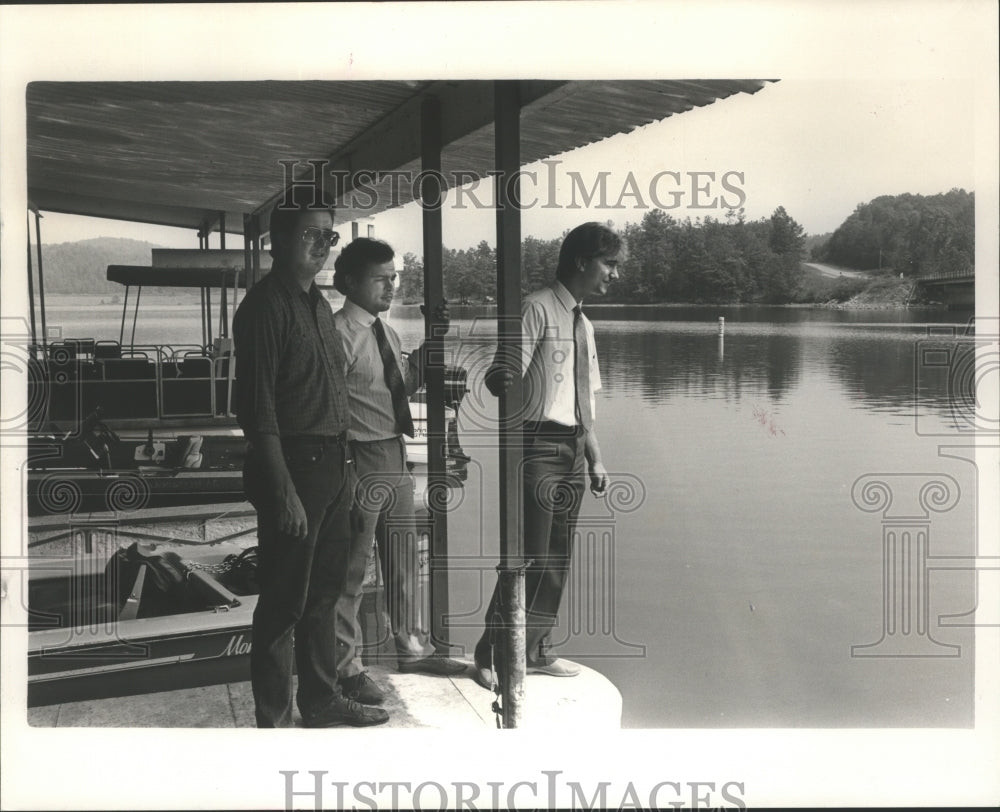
474, 221, 622, 690
330, 237, 464, 706
233, 188, 389, 727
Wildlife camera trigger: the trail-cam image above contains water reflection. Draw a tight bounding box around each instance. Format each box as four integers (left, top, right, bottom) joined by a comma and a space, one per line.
380, 305, 980, 727
590, 310, 975, 418
598, 324, 803, 404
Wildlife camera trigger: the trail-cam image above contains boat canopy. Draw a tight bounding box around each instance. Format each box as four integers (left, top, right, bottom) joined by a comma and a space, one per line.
107, 265, 246, 289
27, 80, 773, 234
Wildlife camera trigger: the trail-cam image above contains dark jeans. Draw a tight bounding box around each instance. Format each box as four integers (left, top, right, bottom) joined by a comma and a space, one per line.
475, 425, 586, 668
243, 436, 354, 727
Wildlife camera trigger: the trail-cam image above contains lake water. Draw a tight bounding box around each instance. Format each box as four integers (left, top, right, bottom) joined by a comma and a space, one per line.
40, 297, 983, 728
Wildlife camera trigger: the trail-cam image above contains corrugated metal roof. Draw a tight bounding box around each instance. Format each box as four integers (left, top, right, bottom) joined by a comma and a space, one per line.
26, 79, 772, 234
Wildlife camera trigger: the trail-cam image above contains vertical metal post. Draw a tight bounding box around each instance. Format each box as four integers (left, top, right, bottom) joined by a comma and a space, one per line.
119, 286, 130, 345
199, 225, 213, 344
34, 210, 48, 354
219, 213, 228, 337
206, 287, 213, 344
251, 214, 262, 288
243, 214, 254, 292
219, 271, 228, 339
420, 95, 451, 654
26, 212, 37, 351
129, 288, 142, 350
200, 289, 208, 348
494, 79, 525, 728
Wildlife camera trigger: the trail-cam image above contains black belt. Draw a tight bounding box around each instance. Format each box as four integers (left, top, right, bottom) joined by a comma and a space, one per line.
281, 433, 348, 446
247, 432, 348, 452
522, 420, 581, 436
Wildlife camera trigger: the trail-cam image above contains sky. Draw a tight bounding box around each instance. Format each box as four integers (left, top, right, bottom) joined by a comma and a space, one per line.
37, 76, 977, 258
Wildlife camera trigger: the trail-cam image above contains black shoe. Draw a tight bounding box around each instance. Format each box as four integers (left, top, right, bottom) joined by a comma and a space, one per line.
397, 656, 467, 676
303, 695, 389, 728
340, 672, 386, 705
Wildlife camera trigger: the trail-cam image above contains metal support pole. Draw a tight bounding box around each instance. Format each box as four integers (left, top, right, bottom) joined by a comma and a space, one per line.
219, 271, 229, 339
243, 214, 254, 292
420, 95, 451, 654
129, 288, 142, 350
26, 212, 38, 351
119, 286, 130, 345
206, 287, 213, 344
494, 79, 526, 728
251, 215, 262, 288
34, 210, 48, 353
218, 213, 229, 338
200, 288, 207, 347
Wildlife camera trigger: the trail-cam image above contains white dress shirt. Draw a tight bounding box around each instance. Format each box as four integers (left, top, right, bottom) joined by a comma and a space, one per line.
519, 281, 602, 426
333, 299, 417, 441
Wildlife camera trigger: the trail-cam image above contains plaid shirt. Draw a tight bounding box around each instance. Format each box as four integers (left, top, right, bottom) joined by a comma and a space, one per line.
233, 269, 350, 438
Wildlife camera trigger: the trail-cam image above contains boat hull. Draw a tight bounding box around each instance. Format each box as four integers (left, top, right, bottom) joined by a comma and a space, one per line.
29, 621, 255, 707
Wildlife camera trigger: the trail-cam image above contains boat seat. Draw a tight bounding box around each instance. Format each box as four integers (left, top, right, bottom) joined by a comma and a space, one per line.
65, 338, 96, 358
183, 566, 241, 609
108, 543, 240, 618
94, 340, 122, 360
100, 358, 156, 380
179, 356, 212, 379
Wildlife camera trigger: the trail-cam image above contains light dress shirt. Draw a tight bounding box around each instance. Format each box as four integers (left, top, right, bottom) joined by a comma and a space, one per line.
333, 298, 418, 442
519, 281, 601, 427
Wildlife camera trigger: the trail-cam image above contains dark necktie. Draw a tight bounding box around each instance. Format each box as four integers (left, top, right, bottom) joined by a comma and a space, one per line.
372, 317, 414, 438
573, 305, 593, 430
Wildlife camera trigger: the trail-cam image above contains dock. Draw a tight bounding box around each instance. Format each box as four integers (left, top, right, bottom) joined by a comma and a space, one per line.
27, 662, 622, 730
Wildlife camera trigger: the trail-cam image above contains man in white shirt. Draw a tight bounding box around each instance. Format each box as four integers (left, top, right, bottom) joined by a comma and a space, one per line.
474, 222, 621, 689
332, 238, 465, 706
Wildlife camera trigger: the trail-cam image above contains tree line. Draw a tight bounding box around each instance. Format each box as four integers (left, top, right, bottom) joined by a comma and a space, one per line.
40, 189, 972, 305
814, 189, 974, 276
398, 206, 808, 305
35, 238, 157, 294
399, 189, 973, 305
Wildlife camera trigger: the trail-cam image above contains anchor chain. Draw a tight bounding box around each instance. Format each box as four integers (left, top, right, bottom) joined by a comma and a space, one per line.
186, 546, 258, 577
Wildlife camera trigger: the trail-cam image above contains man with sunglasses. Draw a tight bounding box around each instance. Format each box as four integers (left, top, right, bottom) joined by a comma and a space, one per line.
234, 187, 389, 728
329, 237, 465, 707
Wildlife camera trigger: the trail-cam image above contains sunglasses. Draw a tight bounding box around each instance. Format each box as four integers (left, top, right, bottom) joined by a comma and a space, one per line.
301, 227, 340, 248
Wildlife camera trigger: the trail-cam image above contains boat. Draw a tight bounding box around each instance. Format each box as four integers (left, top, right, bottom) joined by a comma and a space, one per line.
28, 515, 437, 707
28, 539, 260, 706
26, 256, 470, 517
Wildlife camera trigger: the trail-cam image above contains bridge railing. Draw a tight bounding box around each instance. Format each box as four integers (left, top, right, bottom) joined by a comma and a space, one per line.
916, 268, 975, 282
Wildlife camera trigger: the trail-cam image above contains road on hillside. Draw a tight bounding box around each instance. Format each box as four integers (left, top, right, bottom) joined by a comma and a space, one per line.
802, 262, 870, 279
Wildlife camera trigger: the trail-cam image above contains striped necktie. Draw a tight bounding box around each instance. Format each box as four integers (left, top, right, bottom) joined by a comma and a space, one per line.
573, 304, 593, 431
372, 317, 414, 438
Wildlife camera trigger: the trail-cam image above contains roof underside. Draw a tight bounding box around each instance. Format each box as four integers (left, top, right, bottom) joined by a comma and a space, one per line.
26, 79, 772, 235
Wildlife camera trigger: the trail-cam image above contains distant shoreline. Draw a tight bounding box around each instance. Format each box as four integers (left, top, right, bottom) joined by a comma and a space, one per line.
44, 294, 965, 313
